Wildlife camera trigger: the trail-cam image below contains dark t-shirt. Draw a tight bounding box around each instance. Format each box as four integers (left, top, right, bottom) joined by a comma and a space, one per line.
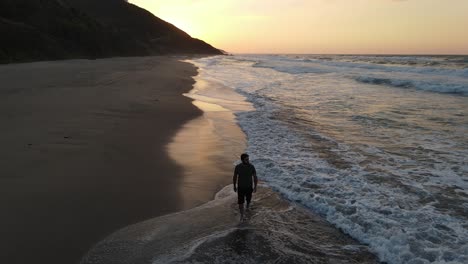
234, 163, 256, 190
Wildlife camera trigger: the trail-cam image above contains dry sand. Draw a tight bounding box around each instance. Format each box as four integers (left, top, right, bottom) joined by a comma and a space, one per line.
0, 56, 225, 264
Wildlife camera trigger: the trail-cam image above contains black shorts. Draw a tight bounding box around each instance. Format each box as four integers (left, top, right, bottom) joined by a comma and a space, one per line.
237, 188, 253, 204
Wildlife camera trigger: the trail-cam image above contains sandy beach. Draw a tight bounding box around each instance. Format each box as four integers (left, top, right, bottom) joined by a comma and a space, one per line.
1, 55, 382, 264
0, 56, 228, 264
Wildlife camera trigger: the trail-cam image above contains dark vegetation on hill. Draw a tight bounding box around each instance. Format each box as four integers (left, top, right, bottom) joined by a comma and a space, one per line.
0, 0, 222, 63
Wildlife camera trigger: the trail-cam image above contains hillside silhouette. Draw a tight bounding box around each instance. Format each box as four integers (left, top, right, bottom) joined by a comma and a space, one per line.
0, 0, 222, 63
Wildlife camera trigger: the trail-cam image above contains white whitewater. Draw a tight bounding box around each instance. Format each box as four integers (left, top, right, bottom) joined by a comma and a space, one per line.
192, 55, 468, 264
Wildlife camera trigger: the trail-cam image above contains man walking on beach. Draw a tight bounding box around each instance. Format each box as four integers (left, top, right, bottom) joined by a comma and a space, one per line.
233, 153, 258, 221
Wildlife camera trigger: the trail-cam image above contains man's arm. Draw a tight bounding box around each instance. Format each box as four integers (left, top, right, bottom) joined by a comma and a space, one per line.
253, 166, 258, 193
233, 166, 238, 192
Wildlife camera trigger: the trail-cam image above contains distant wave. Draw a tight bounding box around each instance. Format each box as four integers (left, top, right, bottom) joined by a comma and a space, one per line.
291, 55, 468, 69
355, 76, 468, 95
250, 56, 468, 96
250, 56, 468, 78
252, 61, 333, 74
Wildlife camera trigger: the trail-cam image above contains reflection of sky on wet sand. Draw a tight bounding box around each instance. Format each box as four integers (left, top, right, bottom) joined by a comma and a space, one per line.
183, 74, 254, 113
168, 103, 246, 210
168, 71, 251, 210
192, 100, 228, 112
167, 106, 245, 209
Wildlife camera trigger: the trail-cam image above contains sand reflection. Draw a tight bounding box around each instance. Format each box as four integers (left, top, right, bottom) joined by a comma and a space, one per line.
168, 100, 247, 210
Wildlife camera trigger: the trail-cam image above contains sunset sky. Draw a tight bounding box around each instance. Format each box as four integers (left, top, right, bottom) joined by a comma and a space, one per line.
129, 0, 468, 54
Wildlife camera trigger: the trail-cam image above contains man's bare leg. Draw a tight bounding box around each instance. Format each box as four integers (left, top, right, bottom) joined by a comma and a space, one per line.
239, 204, 244, 221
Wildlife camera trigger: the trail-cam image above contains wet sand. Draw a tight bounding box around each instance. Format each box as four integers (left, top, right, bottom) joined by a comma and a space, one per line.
0, 56, 209, 264
81, 185, 379, 264
168, 100, 248, 210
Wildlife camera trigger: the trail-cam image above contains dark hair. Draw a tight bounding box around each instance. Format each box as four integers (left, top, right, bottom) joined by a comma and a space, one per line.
240, 153, 249, 161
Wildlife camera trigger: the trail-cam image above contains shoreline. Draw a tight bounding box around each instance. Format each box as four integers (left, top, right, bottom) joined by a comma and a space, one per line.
1, 55, 381, 264
0, 56, 204, 264
81, 57, 380, 264
167, 67, 249, 210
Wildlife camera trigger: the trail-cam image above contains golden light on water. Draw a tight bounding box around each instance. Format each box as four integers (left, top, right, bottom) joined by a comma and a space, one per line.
129, 0, 468, 54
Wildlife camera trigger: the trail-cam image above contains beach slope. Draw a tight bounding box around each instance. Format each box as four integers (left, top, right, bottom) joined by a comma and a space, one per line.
0, 56, 201, 264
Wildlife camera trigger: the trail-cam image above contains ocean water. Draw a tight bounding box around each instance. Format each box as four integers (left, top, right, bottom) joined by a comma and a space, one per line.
190, 55, 468, 264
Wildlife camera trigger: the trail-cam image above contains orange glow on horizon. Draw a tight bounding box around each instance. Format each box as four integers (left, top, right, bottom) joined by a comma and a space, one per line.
129, 0, 468, 55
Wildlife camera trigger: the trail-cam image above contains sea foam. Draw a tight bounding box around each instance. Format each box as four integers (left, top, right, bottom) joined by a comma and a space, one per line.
193, 55, 468, 264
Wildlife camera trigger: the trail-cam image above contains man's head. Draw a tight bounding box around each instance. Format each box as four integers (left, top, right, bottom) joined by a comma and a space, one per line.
241, 153, 249, 164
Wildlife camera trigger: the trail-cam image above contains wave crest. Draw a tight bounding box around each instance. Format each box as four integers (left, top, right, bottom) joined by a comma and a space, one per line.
354, 76, 468, 95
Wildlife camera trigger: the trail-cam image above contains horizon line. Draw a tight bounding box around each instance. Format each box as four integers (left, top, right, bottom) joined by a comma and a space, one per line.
229, 52, 468, 56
